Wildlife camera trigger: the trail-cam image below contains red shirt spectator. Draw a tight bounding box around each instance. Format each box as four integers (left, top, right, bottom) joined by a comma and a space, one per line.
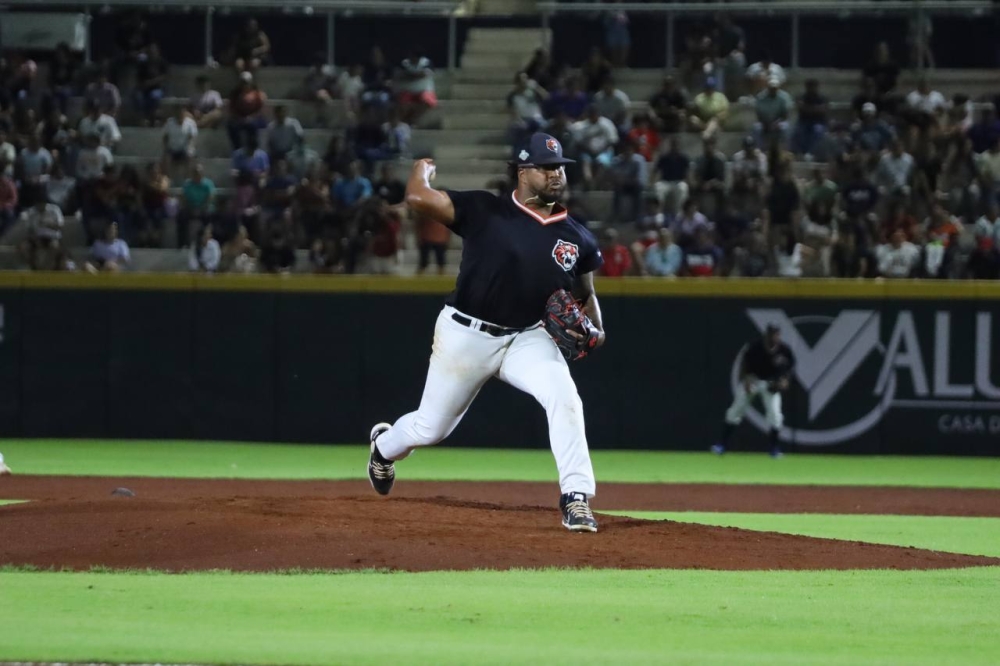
627, 115, 660, 162
880, 203, 919, 243
371, 208, 402, 258
597, 229, 632, 277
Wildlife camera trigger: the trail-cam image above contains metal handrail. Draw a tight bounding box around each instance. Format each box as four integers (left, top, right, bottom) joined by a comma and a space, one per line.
536, 1, 991, 14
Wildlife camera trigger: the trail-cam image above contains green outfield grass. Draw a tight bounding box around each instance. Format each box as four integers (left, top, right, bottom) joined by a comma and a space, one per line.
0, 568, 998, 666
2, 439, 1000, 488
0, 499, 24, 506
611, 512, 1000, 558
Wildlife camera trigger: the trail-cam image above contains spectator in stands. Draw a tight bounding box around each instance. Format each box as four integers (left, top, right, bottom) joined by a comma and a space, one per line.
47, 43, 79, 113
672, 198, 712, 249
875, 139, 914, 200
261, 160, 297, 220
189, 223, 221, 272
974, 202, 1000, 243
690, 136, 727, 215
382, 109, 411, 159
287, 139, 321, 181
220, 224, 259, 273
908, 12, 935, 71
753, 76, 793, 149
977, 138, 1000, 204
730, 136, 768, 216
135, 43, 169, 126
689, 78, 728, 139
545, 76, 590, 122
112, 11, 152, 85
139, 162, 173, 247
648, 75, 687, 134
333, 160, 372, 209
227, 72, 268, 151
803, 167, 838, 214
294, 165, 335, 241
609, 140, 647, 225
323, 135, 356, 178
714, 14, 747, 99
773, 227, 814, 278
570, 105, 618, 189
17, 134, 52, 185
581, 47, 612, 95
396, 49, 438, 125
652, 136, 690, 215
863, 42, 901, 97
303, 59, 338, 127
0, 131, 13, 178
794, 79, 829, 158
310, 234, 342, 274
229, 172, 263, 244
745, 52, 785, 98
851, 78, 883, 120
78, 102, 122, 150
880, 200, 919, 243
87, 221, 130, 272
368, 202, 403, 275
939, 137, 980, 217
942, 94, 974, 142
597, 228, 632, 278
259, 226, 297, 274
967, 106, 1000, 154
603, 2, 630, 67
840, 166, 880, 239
37, 109, 72, 158
227, 18, 272, 73
353, 108, 389, 168
190, 75, 224, 129
0, 164, 17, 232
76, 134, 114, 186
231, 133, 270, 185
923, 203, 962, 278
523, 48, 559, 92
683, 225, 723, 277
417, 213, 451, 276
593, 76, 631, 135
507, 72, 549, 145
266, 105, 304, 163
179, 163, 216, 249
876, 229, 920, 278
715, 199, 753, 274
84, 68, 121, 117
764, 166, 801, 244
801, 199, 836, 276
373, 162, 405, 205
627, 113, 659, 163
162, 105, 198, 166
852, 103, 895, 158
966, 236, 1000, 279
339, 64, 365, 121
644, 227, 682, 277
15, 184, 63, 243
904, 78, 947, 130
363, 46, 392, 93
46, 162, 76, 214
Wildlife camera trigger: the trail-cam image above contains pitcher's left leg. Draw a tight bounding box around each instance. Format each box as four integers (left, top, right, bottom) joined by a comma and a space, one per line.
497, 328, 595, 497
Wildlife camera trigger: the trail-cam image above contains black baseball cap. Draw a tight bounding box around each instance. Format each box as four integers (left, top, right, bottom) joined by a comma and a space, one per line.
512, 132, 576, 168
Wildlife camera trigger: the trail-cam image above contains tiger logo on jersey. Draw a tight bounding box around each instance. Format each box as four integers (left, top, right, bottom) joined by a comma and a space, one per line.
552, 239, 580, 271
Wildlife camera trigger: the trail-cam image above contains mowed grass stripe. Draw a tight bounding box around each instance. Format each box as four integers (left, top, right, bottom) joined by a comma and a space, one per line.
611, 512, 1000, 558
0, 569, 998, 666
3, 440, 1000, 488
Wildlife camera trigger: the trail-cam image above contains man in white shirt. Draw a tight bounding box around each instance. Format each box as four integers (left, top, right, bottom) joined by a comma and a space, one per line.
76, 134, 115, 182
162, 105, 199, 162
78, 103, 122, 149
17, 134, 53, 184
266, 105, 304, 161
507, 72, 548, 139
876, 229, 921, 277
731, 136, 768, 213
745, 53, 786, 97
974, 203, 1000, 246
875, 140, 914, 198
190, 75, 225, 129
906, 79, 947, 126
570, 105, 619, 188
592, 76, 631, 134
0, 129, 15, 177
18, 189, 65, 241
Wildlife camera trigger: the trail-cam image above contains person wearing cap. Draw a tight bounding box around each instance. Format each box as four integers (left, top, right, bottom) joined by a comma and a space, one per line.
690, 77, 729, 139
851, 103, 895, 155
367, 132, 606, 533
753, 76, 793, 149
712, 323, 795, 458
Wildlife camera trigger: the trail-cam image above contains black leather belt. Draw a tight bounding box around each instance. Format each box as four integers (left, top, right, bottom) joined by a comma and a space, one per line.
451, 313, 526, 337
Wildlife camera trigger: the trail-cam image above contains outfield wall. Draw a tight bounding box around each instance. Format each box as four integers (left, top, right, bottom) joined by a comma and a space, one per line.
0, 274, 998, 455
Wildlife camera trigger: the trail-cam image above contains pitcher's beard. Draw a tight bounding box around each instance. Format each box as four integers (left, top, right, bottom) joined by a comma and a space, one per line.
528, 188, 561, 205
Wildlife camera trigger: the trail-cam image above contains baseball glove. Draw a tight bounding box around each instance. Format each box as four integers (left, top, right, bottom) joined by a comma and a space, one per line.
544, 289, 601, 362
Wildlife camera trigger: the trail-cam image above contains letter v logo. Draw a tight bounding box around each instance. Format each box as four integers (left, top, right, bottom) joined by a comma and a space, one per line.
746, 310, 881, 420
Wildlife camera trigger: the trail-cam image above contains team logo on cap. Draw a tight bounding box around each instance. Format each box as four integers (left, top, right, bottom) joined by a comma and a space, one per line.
519, 149, 530, 161
552, 239, 579, 271
545, 138, 559, 153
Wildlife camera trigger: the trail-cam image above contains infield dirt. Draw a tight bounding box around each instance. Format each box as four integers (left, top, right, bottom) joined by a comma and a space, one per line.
2, 476, 998, 572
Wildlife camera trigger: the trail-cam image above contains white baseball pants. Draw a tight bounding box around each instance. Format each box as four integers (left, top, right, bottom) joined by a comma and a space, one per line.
374, 306, 596, 497
725, 378, 784, 430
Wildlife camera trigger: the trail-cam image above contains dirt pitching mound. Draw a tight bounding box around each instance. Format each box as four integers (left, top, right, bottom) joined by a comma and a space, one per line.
1, 482, 997, 572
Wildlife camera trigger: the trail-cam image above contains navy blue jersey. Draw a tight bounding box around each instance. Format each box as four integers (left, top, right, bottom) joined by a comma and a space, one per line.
743, 339, 795, 382
444, 189, 603, 328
